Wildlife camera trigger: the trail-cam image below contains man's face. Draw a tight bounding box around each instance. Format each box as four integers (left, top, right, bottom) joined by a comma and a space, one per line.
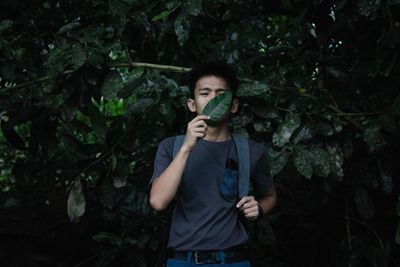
187, 75, 238, 115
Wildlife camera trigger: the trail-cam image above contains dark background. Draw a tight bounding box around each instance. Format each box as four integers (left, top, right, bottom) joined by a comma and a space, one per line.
1, 0, 400, 266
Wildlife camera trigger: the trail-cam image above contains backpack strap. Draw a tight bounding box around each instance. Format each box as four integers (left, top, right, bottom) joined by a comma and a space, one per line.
232, 134, 250, 197
173, 135, 185, 158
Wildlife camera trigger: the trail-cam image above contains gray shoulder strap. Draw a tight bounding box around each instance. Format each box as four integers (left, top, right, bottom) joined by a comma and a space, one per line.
232, 134, 250, 197
173, 135, 185, 158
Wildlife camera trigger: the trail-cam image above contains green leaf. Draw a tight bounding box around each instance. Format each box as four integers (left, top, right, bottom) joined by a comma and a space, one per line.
129, 98, 155, 114
378, 115, 396, 133
0, 20, 13, 33
396, 220, 400, 244
377, 49, 398, 76
272, 115, 301, 147
175, 14, 190, 46
101, 70, 124, 100
294, 147, 313, 179
237, 82, 269, 97
95, 247, 119, 267
0, 123, 26, 150
293, 125, 314, 144
67, 179, 86, 223
188, 0, 202, 16
253, 120, 272, 133
354, 187, 375, 219
317, 122, 334, 136
159, 99, 172, 115
88, 102, 107, 139
357, 0, 381, 17
152, 3, 181, 21
388, 93, 400, 115
201, 91, 232, 125
363, 125, 385, 153
57, 21, 81, 34
268, 149, 290, 177
46, 43, 86, 75
381, 172, 393, 194
231, 114, 252, 129
92, 232, 121, 243
327, 144, 344, 178
310, 148, 330, 177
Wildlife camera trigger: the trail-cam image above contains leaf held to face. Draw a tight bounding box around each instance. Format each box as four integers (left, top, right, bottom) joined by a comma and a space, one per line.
201, 91, 232, 125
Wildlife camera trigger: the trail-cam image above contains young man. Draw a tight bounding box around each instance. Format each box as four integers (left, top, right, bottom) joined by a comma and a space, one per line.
149, 62, 277, 266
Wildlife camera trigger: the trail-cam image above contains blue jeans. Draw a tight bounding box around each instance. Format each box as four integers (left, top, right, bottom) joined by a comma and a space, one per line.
166, 252, 251, 267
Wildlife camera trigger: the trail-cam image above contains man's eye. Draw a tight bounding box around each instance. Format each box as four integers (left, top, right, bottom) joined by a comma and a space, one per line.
200, 93, 208, 96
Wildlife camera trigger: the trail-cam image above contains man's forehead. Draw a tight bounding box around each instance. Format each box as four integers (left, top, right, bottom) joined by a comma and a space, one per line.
195, 75, 229, 89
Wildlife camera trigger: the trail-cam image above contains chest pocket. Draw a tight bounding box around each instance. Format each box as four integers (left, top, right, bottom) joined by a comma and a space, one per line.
219, 159, 239, 201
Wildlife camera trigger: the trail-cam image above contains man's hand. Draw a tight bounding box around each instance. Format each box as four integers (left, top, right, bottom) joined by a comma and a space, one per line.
236, 196, 260, 221
181, 115, 209, 152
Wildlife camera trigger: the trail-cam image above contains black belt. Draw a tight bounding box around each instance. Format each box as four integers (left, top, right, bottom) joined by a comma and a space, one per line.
168, 248, 249, 264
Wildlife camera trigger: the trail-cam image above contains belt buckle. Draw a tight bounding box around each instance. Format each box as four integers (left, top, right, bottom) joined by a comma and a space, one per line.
194, 252, 204, 265
193, 251, 221, 265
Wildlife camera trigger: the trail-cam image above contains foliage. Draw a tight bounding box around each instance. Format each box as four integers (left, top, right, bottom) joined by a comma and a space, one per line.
1, 0, 400, 266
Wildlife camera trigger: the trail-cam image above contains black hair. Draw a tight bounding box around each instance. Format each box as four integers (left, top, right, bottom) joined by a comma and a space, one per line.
186, 61, 239, 99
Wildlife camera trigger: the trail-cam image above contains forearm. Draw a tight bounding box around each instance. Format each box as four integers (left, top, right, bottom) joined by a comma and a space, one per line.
258, 187, 277, 216
149, 146, 191, 210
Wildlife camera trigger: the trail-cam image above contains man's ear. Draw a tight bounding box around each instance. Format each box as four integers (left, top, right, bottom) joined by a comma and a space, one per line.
187, 98, 197, 112
230, 98, 239, 114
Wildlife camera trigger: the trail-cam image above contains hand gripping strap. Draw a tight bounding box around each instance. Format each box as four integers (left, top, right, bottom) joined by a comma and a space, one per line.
232, 134, 250, 197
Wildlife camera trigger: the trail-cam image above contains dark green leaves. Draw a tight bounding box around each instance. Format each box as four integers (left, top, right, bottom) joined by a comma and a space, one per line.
67, 179, 86, 223
294, 147, 313, 179
272, 115, 300, 147
354, 187, 375, 219
175, 14, 190, 46
88, 102, 107, 139
46, 42, 87, 76
237, 82, 269, 97
201, 91, 232, 125
396, 196, 400, 243
187, 0, 202, 16
101, 70, 124, 100
293, 145, 344, 179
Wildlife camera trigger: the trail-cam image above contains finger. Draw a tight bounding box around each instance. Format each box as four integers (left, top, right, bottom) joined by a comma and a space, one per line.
242, 201, 257, 210
191, 115, 210, 123
192, 132, 206, 138
190, 120, 208, 129
245, 211, 258, 219
236, 197, 250, 208
244, 206, 258, 214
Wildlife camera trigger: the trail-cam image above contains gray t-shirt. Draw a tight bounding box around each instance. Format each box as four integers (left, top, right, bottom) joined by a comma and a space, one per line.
150, 136, 272, 251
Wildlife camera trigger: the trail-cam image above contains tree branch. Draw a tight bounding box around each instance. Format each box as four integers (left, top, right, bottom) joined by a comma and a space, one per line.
109, 62, 191, 72
2, 62, 191, 91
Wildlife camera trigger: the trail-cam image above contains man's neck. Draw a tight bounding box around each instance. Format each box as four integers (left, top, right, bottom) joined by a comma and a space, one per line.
203, 121, 231, 142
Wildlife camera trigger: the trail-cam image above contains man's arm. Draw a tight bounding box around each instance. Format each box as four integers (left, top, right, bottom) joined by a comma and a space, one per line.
258, 186, 277, 217
236, 187, 277, 220
149, 115, 209, 211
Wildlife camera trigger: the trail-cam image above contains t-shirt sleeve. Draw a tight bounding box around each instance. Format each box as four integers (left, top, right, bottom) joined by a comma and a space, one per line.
250, 144, 273, 196
149, 137, 174, 186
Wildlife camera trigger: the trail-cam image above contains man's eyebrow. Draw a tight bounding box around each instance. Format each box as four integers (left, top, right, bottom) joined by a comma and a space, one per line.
199, 87, 229, 91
